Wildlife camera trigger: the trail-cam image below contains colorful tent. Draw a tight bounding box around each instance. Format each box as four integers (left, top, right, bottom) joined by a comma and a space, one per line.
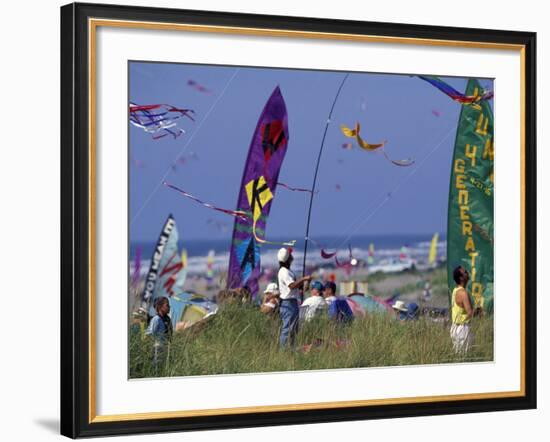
348, 294, 392, 314
345, 297, 365, 317
168, 292, 218, 331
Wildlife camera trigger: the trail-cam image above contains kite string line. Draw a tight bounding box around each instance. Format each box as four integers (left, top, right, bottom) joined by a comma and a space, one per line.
302, 73, 350, 276
130, 68, 241, 226
329, 122, 458, 251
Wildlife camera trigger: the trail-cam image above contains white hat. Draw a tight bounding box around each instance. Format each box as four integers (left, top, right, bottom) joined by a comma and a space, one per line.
277, 247, 291, 263
264, 282, 280, 295
392, 300, 408, 312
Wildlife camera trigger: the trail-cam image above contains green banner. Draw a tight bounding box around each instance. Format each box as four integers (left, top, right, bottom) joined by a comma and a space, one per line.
447, 79, 494, 312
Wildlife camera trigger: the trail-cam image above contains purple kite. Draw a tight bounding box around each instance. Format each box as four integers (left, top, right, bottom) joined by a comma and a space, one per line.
226, 86, 291, 297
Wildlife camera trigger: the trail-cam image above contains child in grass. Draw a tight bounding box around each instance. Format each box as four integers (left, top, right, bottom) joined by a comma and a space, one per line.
145, 296, 173, 373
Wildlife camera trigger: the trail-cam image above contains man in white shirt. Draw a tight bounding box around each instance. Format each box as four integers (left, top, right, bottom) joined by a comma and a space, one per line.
301, 280, 327, 322
277, 247, 311, 347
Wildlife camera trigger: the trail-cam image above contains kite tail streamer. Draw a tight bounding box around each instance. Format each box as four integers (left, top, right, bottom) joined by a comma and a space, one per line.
356, 133, 386, 151
163, 181, 249, 220
321, 249, 337, 259
252, 222, 296, 247
382, 149, 415, 167
130, 68, 240, 227
341, 122, 414, 167
277, 182, 316, 194
302, 73, 349, 276
305, 237, 337, 259
340, 123, 386, 151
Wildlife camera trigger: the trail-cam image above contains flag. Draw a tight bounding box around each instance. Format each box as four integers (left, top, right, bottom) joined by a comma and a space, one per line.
447, 79, 494, 312
227, 87, 290, 297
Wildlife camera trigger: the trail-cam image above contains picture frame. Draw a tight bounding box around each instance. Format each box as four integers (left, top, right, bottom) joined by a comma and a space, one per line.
60, 2, 537, 438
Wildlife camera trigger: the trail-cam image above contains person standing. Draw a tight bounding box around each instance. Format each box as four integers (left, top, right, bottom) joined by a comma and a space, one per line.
277, 247, 311, 348
450, 266, 474, 354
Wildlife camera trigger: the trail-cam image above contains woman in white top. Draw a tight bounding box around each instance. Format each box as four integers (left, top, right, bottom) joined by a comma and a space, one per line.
277, 247, 311, 347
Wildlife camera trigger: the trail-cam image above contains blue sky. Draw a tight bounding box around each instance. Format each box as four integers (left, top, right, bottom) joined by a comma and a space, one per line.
129, 61, 492, 245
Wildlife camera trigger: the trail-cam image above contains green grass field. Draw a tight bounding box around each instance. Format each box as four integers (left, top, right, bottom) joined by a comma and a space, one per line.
129, 301, 493, 379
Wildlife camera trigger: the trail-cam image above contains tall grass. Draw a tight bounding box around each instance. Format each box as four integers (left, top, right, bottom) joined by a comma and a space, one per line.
129, 302, 493, 378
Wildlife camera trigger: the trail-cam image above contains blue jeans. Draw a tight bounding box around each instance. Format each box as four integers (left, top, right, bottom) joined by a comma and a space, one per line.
279, 299, 299, 348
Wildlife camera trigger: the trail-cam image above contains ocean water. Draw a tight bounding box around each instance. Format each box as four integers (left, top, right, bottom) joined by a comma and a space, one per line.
130, 233, 446, 276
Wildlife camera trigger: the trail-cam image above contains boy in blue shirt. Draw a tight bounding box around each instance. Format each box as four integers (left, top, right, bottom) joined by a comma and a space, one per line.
145, 296, 172, 374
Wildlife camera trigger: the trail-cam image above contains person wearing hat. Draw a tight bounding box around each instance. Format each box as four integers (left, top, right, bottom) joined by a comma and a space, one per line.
260, 282, 280, 315
392, 300, 409, 320
277, 247, 312, 347
300, 280, 327, 322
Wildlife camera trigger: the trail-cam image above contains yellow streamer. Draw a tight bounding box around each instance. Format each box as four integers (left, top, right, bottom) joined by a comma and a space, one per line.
340, 122, 386, 151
